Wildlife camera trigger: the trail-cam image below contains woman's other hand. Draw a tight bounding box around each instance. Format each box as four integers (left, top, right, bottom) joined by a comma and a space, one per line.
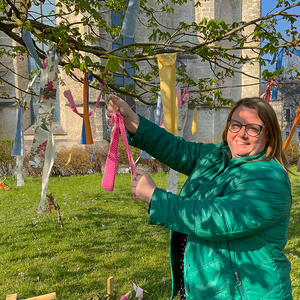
107, 94, 140, 134
132, 169, 157, 204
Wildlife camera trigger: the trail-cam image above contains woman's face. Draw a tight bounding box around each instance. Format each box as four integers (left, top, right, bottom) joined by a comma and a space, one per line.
227, 106, 269, 159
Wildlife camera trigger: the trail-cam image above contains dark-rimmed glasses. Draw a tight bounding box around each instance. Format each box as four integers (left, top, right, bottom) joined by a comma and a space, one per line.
227, 119, 266, 137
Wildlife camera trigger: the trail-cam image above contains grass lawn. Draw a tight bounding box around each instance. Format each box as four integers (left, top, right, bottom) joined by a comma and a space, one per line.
0, 168, 299, 299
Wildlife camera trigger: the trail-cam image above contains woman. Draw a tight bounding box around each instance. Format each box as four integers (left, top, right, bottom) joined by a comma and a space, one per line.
107, 96, 293, 300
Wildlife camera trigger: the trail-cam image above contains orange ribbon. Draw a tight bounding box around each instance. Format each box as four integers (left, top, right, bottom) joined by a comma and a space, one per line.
83, 71, 93, 144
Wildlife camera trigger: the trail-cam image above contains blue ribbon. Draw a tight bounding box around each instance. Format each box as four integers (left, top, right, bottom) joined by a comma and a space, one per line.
80, 73, 93, 144
12, 104, 23, 156
22, 30, 43, 69
271, 47, 300, 100
121, 0, 141, 38
91, 151, 96, 162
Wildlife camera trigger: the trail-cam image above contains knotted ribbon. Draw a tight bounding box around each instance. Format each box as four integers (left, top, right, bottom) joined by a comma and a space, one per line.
263, 80, 281, 102
63, 75, 106, 144
101, 112, 137, 198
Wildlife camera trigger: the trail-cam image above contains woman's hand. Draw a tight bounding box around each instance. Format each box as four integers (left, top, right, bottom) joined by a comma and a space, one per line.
132, 169, 157, 204
107, 94, 140, 134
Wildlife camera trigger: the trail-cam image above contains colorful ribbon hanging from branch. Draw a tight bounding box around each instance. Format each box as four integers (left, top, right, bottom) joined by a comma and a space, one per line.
29, 50, 59, 168
192, 106, 201, 135
101, 112, 137, 199
63, 76, 106, 144
121, 0, 140, 38
22, 29, 44, 69
82, 71, 93, 144
27, 50, 59, 213
156, 53, 178, 135
268, 46, 300, 100
263, 80, 281, 102
38, 129, 55, 214
155, 92, 162, 126
12, 70, 41, 187
283, 102, 300, 151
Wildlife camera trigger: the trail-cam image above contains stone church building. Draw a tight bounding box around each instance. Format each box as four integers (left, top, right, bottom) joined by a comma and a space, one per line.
0, 0, 263, 150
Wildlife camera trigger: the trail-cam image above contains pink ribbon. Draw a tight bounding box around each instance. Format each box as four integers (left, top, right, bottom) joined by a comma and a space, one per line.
101, 112, 137, 198
64, 82, 106, 117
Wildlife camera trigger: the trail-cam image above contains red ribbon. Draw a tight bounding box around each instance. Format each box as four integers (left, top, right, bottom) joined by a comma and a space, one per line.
263, 80, 281, 102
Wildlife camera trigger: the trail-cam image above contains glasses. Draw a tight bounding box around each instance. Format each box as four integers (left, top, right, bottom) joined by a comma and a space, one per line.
227, 119, 266, 137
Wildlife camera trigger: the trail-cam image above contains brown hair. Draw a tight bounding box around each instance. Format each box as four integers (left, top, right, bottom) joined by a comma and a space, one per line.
222, 97, 290, 172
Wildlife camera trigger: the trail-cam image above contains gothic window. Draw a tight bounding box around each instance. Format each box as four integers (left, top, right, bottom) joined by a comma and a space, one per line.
284, 108, 290, 123
28, 0, 60, 125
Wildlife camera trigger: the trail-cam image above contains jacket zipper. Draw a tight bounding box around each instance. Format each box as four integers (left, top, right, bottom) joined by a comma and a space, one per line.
234, 271, 247, 300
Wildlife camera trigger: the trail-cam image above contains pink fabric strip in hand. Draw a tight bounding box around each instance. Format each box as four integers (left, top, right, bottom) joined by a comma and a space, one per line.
101, 112, 138, 199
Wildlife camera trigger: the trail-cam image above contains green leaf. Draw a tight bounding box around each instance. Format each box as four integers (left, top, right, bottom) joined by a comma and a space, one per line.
104, 57, 122, 73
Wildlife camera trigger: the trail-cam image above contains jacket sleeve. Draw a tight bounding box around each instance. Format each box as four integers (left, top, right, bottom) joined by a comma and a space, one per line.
129, 115, 215, 176
149, 163, 292, 242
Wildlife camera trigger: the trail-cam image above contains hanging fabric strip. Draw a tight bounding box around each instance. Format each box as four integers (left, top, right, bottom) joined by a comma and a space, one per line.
16, 156, 24, 187
38, 129, 55, 214
275, 48, 284, 71
283, 102, 300, 151
81, 71, 93, 144
263, 80, 281, 102
156, 53, 178, 135
22, 29, 43, 69
176, 87, 182, 108
167, 90, 189, 194
101, 112, 137, 198
13, 70, 41, 156
81, 73, 93, 144
12, 104, 23, 156
141, 106, 155, 159
121, 0, 141, 38
192, 107, 198, 135
64, 82, 106, 118
155, 92, 162, 126
29, 50, 59, 168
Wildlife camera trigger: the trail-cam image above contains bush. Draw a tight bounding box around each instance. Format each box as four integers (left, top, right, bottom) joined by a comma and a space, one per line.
285, 139, 300, 166
22, 140, 170, 177
0, 137, 16, 176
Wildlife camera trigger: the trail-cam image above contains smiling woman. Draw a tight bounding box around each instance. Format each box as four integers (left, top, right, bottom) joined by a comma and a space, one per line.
222, 97, 290, 171
107, 95, 293, 300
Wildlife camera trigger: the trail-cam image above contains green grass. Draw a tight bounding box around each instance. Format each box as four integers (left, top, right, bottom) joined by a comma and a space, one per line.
0, 173, 187, 300
1, 169, 300, 299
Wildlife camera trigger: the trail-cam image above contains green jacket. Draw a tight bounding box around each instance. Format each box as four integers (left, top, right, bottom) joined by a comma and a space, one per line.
129, 116, 293, 300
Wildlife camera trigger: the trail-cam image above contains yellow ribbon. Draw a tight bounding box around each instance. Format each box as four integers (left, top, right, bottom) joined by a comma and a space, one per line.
156, 53, 178, 135
192, 106, 201, 135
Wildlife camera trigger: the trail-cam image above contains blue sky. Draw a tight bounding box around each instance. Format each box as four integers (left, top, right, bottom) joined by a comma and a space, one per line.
262, 0, 300, 33
261, 0, 300, 69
